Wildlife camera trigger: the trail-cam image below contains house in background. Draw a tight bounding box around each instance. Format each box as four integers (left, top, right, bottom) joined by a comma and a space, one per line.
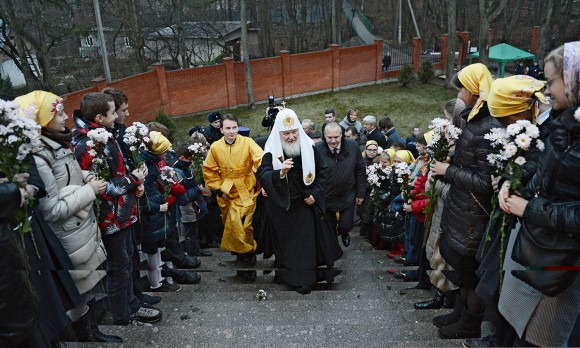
78, 27, 135, 59
145, 21, 260, 68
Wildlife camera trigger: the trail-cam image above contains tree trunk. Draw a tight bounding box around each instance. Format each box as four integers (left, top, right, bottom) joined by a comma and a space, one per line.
477, 0, 507, 65
445, 0, 457, 88
3, 0, 42, 91
240, 0, 254, 108
32, 0, 55, 91
257, 0, 274, 57
129, 0, 148, 72
501, 0, 522, 43
538, 0, 556, 61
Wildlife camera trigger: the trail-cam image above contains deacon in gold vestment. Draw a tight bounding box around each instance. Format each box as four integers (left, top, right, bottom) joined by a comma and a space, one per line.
202, 114, 264, 258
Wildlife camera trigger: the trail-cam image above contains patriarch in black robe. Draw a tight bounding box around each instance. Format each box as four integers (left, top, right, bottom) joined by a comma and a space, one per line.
257, 109, 342, 294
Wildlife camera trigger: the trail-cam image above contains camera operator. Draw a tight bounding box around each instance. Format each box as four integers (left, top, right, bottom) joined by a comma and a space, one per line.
261, 96, 285, 133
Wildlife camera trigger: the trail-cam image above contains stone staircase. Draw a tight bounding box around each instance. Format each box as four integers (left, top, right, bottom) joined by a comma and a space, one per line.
63, 229, 471, 347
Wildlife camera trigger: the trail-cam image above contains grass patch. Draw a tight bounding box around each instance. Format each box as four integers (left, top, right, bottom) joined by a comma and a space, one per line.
171, 82, 457, 145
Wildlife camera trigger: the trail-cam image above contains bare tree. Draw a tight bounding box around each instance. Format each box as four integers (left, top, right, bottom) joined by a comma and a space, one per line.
537, 0, 556, 61
476, 0, 507, 64
500, 0, 522, 43
240, 0, 254, 107
445, 0, 457, 88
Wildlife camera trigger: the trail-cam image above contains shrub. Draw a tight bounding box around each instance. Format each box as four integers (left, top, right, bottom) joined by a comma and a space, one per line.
398, 65, 414, 87
0, 75, 17, 100
418, 61, 434, 83
153, 110, 176, 142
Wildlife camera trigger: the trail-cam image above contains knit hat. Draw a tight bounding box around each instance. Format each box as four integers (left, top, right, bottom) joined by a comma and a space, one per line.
149, 131, 171, 155
488, 75, 547, 118
207, 111, 221, 123
457, 63, 493, 122
14, 90, 64, 127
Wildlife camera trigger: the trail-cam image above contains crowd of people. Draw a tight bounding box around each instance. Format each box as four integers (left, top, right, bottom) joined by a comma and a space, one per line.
1, 42, 579, 347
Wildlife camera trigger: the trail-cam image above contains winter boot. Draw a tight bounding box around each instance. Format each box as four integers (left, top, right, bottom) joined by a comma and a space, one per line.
71, 310, 94, 342
86, 303, 123, 343
433, 292, 464, 327
438, 307, 483, 339
414, 289, 445, 309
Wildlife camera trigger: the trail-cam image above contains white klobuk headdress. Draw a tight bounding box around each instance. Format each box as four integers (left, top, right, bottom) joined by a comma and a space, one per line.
264, 109, 316, 185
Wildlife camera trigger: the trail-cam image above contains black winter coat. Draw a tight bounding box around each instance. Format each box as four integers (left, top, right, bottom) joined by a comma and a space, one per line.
522, 107, 580, 240
440, 105, 501, 256
315, 138, 366, 211
365, 127, 388, 149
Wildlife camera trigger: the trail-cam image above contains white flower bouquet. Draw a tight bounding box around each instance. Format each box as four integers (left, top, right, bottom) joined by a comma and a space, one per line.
0, 99, 42, 235
394, 162, 411, 202
483, 120, 543, 291
255, 289, 267, 301
187, 141, 208, 185
86, 128, 112, 222
424, 118, 462, 230
123, 121, 149, 169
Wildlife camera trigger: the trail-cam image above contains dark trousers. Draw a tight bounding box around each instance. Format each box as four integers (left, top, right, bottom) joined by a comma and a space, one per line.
102, 226, 140, 324
131, 222, 144, 305
404, 214, 418, 263
182, 221, 200, 256
325, 204, 356, 236
164, 222, 188, 264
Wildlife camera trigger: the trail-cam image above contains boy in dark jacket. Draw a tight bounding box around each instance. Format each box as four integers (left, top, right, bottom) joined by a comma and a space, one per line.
72, 92, 157, 326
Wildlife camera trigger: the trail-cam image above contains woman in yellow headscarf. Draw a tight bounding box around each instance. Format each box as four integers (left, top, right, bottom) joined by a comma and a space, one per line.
430, 63, 503, 340
14, 91, 120, 343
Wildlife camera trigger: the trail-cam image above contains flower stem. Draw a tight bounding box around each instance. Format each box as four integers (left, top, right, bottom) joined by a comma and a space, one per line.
499, 212, 507, 294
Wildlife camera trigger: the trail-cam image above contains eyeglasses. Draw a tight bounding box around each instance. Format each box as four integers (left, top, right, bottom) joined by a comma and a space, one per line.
544, 76, 561, 90
366, 148, 378, 152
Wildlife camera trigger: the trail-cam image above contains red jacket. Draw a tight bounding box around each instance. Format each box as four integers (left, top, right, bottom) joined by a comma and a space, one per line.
410, 172, 429, 222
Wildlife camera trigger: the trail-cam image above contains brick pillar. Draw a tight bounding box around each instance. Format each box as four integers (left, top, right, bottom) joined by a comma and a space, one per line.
487, 29, 494, 48
278, 50, 291, 97
456, 31, 470, 69
92, 77, 108, 92
150, 63, 171, 114
330, 44, 340, 91
374, 39, 384, 81
530, 26, 541, 55
440, 34, 449, 69
223, 57, 237, 107
411, 37, 422, 73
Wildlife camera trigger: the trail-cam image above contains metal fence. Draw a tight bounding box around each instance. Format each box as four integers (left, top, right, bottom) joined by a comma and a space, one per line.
383, 42, 413, 71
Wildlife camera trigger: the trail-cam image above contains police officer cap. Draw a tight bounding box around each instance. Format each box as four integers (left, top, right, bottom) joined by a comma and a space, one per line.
207, 111, 221, 122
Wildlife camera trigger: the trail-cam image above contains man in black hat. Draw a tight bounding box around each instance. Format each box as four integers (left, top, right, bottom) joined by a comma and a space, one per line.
202, 111, 223, 145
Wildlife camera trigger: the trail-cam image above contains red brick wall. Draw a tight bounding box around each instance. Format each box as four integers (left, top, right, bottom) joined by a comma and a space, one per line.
61, 40, 398, 123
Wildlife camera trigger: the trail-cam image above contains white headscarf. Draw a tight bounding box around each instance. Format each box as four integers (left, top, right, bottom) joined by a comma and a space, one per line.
264, 109, 316, 186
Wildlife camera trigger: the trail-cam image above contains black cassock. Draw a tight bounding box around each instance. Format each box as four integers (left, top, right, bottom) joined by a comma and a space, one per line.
257, 147, 343, 288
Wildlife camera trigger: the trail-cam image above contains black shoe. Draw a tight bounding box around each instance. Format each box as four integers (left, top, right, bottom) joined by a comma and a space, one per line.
294, 285, 312, 295
341, 234, 350, 247
143, 293, 161, 305
433, 293, 464, 328
438, 307, 483, 339
243, 253, 257, 266
415, 289, 445, 309
173, 256, 201, 269
354, 218, 361, 226
195, 249, 213, 257
393, 255, 406, 264
150, 279, 181, 292
236, 270, 257, 281
169, 269, 201, 284
393, 271, 406, 280
73, 308, 123, 343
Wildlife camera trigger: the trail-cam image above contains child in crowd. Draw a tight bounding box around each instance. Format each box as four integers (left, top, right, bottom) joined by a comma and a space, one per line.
173, 143, 212, 257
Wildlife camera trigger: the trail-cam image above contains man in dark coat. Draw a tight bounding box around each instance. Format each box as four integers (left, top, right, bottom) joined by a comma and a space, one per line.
202, 111, 223, 144
258, 109, 342, 294
362, 115, 388, 149
316, 122, 366, 247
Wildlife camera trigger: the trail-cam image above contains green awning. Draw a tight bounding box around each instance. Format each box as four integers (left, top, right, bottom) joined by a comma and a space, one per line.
470, 43, 536, 77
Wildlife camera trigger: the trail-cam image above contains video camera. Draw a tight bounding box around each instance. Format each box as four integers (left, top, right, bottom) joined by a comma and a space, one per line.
262, 95, 285, 130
